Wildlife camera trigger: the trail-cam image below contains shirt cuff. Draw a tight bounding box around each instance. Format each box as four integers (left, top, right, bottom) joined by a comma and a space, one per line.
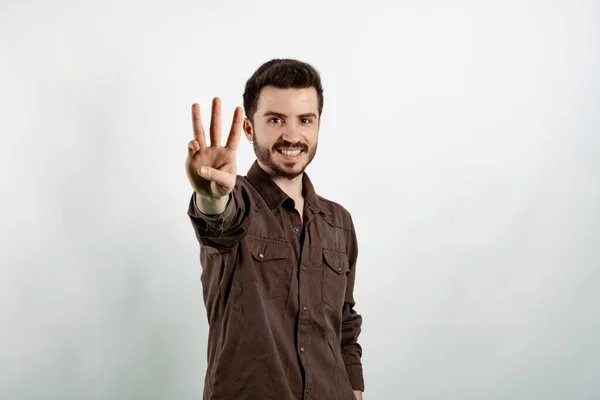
188, 192, 235, 231
346, 363, 364, 391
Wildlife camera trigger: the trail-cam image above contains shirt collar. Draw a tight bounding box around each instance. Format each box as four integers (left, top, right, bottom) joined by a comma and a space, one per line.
245, 160, 325, 214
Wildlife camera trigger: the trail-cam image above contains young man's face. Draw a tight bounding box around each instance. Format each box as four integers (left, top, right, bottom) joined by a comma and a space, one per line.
244, 86, 320, 180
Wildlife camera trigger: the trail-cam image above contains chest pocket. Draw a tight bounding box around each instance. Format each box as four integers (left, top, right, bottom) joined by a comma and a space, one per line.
322, 248, 350, 311
248, 238, 291, 299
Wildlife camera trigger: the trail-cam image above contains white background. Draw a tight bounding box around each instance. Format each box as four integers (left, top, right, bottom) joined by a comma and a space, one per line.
1, 0, 599, 398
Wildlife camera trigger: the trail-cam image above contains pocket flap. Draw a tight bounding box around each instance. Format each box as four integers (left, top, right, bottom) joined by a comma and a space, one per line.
249, 240, 290, 262
323, 249, 349, 274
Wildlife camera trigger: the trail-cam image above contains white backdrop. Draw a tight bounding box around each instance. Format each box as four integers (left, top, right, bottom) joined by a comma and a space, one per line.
1, 0, 599, 398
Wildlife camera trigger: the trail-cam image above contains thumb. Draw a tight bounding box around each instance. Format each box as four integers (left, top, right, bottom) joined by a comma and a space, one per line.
198, 166, 235, 190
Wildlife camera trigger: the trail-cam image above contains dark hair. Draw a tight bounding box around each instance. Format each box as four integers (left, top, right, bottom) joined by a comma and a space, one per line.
243, 59, 324, 123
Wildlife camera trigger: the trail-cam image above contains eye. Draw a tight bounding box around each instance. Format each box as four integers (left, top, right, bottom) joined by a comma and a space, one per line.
268, 117, 283, 124
301, 118, 312, 124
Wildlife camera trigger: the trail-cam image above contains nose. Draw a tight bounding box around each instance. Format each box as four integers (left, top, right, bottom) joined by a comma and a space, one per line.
281, 121, 303, 143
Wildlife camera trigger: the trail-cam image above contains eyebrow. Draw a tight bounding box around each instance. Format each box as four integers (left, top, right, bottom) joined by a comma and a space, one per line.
263, 111, 318, 119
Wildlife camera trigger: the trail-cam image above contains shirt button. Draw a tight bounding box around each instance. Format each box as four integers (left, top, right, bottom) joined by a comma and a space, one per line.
300, 347, 305, 352
306, 389, 310, 395
293, 227, 300, 234
259, 253, 264, 259
302, 306, 308, 311
337, 267, 342, 272
302, 266, 307, 271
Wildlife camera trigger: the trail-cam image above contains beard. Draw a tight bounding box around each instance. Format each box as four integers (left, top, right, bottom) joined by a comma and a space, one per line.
253, 136, 317, 180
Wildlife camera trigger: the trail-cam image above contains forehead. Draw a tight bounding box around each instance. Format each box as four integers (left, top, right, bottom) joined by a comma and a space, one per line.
256, 86, 319, 114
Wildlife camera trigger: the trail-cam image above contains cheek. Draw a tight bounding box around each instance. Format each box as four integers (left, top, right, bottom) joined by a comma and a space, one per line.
263, 126, 282, 140
254, 128, 276, 146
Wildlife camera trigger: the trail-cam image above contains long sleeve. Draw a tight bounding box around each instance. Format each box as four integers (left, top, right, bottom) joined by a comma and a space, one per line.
187, 181, 251, 251
341, 216, 364, 391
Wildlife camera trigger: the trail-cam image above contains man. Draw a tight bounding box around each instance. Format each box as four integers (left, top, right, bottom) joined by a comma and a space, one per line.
185, 59, 364, 400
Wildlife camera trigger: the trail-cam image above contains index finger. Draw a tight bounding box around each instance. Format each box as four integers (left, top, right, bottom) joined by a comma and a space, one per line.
191, 103, 206, 147
225, 106, 244, 151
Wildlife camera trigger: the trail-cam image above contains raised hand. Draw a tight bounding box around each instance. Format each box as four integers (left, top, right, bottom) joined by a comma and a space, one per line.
186, 97, 243, 203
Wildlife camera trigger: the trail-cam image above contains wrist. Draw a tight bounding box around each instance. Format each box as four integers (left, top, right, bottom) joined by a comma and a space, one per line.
195, 192, 230, 215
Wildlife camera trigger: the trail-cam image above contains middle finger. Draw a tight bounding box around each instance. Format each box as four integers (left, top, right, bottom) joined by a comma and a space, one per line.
209, 97, 222, 147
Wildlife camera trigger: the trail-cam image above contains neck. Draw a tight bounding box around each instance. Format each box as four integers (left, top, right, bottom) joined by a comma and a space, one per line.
272, 174, 303, 200
257, 161, 304, 200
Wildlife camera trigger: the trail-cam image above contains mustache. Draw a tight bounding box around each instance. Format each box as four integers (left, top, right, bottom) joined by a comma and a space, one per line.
273, 141, 308, 152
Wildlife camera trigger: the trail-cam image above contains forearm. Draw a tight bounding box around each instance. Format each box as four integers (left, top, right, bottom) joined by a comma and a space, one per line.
188, 190, 249, 251
195, 191, 229, 215
354, 390, 363, 400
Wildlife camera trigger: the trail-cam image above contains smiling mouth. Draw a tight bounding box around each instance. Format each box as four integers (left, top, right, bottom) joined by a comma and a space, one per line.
277, 149, 303, 157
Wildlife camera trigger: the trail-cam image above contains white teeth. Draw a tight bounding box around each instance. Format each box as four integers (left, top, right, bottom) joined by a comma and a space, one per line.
280, 149, 301, 156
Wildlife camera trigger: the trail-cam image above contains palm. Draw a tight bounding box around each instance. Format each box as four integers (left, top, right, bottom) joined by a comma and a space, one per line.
185, 97, 243, 199
188, 146, 236, 198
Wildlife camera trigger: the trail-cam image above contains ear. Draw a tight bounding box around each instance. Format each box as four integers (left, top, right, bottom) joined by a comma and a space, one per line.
243, 117, 253, 141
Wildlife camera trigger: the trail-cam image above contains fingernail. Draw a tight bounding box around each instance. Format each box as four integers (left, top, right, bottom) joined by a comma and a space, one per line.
200, 167, 207, 175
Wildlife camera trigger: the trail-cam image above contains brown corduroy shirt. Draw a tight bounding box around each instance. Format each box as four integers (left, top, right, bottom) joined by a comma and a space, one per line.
188, 161, 364, 400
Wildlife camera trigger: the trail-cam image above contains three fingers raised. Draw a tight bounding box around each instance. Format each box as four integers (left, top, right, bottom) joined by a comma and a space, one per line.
192, 99, 243, 150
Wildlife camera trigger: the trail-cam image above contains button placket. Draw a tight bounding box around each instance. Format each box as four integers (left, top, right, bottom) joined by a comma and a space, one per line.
297, 216, 313, 382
